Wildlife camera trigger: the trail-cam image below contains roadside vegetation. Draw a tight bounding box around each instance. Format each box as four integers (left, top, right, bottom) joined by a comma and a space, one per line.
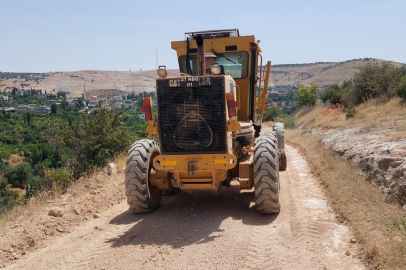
0, 91, 152, 215
320, 62, 406, 107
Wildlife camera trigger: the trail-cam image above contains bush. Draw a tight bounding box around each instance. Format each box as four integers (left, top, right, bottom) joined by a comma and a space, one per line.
4, 163, 33, 188
351, 62, 398, 105
296, 83, 319, 108
320, 81, 353, 106
44, 168, 72, 189
395, 75, 406, 101
344, 108, 357, 119
63, 109, 131, 177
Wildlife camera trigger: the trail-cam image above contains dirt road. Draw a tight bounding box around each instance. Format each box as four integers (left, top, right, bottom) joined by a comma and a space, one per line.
5, 145, 364, 269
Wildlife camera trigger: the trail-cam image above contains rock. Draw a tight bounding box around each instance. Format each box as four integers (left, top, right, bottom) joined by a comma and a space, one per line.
345, 250, 350, 256
73, 208, 81, 215
97, 184, 104, 189
16, 211, 29, 221
107, 163, 117, 175
93, 213, 101, 218
84, 180, 93, 189
49, 207, 63, 217
350, 238, 356, 243
402, 205, 406, 211
11, 224, 21, 229
96, 173, 106, 182
89, 190, 97, 195
21, 250, 26, 255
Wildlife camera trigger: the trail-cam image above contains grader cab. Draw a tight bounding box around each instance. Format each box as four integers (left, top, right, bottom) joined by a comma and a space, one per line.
125, 29, 287, 214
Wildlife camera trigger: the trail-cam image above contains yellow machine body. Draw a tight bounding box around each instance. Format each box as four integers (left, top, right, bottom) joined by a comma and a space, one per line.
146, 29, 272, 192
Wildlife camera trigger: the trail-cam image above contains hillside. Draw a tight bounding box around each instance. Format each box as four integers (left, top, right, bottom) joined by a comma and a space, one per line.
1, 58, 403, 97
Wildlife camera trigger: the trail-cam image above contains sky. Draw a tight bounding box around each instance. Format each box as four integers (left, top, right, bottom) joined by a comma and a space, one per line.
0, 0, 405, 73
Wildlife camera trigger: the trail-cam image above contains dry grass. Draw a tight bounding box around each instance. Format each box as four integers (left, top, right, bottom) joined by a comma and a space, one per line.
296, 98, 406, 138
287, 129, 406, 269
7, 154, 25, 167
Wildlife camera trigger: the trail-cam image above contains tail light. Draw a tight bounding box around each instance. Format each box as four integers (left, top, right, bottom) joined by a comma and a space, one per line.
140, 97, 153, 121
226, 92, 238, 117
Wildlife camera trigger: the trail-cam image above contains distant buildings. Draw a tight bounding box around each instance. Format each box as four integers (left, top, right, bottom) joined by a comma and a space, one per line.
0, 95, 9, 101
15, 104, 51, 114
14, 89, 24, 96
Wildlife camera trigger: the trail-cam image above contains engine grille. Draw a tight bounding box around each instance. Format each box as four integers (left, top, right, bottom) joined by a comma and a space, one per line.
157, 78, 226, 154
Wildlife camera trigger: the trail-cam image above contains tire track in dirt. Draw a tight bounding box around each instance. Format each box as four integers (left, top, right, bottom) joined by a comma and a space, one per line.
243, 145, 364, 270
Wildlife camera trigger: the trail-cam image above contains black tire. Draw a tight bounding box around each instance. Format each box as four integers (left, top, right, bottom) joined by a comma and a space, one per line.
253, 132, 280, 214
279, 149, 287, 171
125, 139, 162, 213
273, 122, 285, 150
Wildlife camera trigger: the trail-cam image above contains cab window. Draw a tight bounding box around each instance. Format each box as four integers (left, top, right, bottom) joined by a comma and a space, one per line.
179, 51, 249, 79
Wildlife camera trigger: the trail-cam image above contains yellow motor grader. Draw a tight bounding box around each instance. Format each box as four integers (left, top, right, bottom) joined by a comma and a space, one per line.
125, 29, 287, 214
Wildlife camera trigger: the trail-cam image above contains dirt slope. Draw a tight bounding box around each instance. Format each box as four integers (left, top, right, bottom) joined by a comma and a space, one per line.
1, 145, 364, 270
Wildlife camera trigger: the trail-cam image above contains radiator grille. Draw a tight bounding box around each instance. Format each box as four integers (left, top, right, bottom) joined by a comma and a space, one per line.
157, 78, 226, 154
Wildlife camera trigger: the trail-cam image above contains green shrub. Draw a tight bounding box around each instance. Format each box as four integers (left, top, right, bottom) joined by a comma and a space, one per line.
351, 62, 398, 105
63, 109, 130, 177
44, 168, 72, 189
395, 75, 406, 101
344, 108, 358, 119
320, 81, 353, 106
25, 177, 41, 198
296, 83, 318, 108
4, 163, 33, 188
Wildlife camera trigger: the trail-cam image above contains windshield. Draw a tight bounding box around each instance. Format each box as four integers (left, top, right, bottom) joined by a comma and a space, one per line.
179, 51, 249, 79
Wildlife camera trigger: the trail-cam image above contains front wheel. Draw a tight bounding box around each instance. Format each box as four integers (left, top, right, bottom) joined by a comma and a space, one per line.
125, 139, 162, 213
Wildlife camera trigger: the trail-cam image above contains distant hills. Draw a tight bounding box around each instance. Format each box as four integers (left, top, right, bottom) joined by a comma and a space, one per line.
0, 58, 403, 97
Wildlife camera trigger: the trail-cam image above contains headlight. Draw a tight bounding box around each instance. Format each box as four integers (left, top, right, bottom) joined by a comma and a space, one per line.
210, 64, 221, 75
157, 66, 167, 78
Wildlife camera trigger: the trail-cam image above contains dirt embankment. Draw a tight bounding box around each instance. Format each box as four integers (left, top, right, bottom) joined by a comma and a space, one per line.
0, 146, 364, 269
295, 99, 406, 207
319, 128, 406, 205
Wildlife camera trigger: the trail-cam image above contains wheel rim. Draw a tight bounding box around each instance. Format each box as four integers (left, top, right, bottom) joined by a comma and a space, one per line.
147, 150, 160, 198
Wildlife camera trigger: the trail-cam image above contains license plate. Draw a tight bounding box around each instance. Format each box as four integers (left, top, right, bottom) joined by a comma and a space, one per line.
169, 77, 211, 87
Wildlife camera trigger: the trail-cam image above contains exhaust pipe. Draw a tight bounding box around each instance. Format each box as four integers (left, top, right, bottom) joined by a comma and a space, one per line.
196, 36, 206, 76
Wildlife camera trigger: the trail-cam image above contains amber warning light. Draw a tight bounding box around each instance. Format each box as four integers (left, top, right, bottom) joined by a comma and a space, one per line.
140, 97, 153, 121
226, 92, 239, 117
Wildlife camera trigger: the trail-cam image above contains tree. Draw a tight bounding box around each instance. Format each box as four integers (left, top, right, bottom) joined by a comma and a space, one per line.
60, 97, 68, 110
63, 109, 130, 176
320, 80, 352, 106
26, 112, 31, 126
51, 103, 57, 114
296, 83, 319, 108
351, 62, 397, 104
76, 97, 84, 109
395, 75, 406, 101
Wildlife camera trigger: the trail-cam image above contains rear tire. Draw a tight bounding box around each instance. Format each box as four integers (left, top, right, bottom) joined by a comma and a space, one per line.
273, 122, 287, 171
273, 122, 285, 150
125, 139, 162, 213
254, 131, 280, 214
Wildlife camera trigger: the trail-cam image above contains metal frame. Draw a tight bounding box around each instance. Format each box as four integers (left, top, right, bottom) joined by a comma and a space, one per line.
185, 29, 240, 40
